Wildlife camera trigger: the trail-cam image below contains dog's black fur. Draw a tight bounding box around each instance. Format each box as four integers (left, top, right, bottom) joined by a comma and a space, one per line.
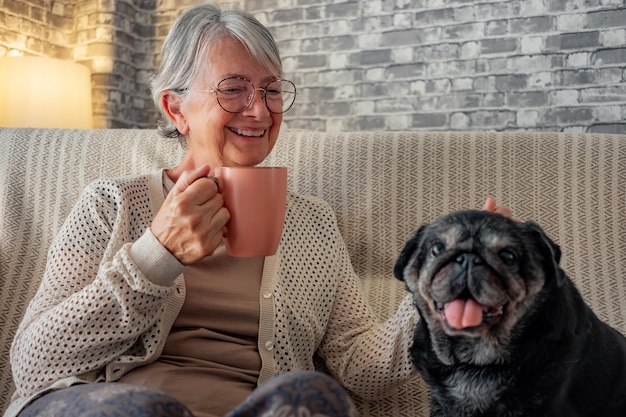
394, 210, 626, 417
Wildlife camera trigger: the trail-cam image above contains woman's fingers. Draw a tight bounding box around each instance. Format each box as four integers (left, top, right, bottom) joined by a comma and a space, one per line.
483, 197, 497, 212
482, 197, 512, 218
151, 165, 230, 264
170, 164, 211, 195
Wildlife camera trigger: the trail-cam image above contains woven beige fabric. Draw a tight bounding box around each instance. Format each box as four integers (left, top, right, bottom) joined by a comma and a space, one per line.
1, 128, 625, 416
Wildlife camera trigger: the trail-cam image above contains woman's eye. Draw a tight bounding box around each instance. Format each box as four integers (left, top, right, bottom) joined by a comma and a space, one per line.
265, 88, 281, 96
430, 242, 445, 257
499, 249, 516, 264
220, 87, 245, 95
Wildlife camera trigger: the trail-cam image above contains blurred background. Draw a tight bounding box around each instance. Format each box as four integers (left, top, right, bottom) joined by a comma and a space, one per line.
1, 0, 624, 133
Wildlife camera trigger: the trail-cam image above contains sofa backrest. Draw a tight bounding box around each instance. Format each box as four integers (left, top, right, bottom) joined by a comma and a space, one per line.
263, 130, 626, 332
1, 127, 625, 416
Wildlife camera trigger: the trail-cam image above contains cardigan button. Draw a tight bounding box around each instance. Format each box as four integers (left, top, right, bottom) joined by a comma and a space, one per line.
264, 341, 274, 351
263, 291, 273, 299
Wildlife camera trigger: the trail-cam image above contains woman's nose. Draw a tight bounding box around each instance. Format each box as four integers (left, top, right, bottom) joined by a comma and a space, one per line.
243, 88, 270, 116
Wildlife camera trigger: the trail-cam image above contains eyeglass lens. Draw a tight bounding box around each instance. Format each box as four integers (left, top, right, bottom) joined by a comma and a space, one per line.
216, 78, 296, 114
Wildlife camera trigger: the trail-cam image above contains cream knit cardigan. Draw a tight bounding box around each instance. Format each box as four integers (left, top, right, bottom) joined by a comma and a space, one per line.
6, 171, 418, 417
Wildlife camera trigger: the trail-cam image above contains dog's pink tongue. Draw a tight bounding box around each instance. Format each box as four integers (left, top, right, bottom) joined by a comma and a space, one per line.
444, 299, 484, 329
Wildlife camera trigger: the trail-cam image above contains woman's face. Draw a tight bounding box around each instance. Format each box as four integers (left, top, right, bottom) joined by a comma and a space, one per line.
169, 36, 283, 170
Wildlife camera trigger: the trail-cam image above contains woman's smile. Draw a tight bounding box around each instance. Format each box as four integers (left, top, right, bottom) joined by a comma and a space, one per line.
229, 127, 267, 137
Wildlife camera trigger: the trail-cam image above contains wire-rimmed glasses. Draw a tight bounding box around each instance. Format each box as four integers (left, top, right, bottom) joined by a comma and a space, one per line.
199, 77, 297, 114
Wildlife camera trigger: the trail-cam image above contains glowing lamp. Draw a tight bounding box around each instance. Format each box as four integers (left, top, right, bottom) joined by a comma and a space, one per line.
0, 56, 93, 128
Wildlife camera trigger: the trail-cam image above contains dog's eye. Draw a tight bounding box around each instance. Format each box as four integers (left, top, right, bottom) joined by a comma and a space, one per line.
499, 249, 516, 264
430, 242, 445, 257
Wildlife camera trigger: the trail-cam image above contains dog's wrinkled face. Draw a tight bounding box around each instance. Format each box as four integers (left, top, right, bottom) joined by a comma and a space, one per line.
395, 210, 563, 365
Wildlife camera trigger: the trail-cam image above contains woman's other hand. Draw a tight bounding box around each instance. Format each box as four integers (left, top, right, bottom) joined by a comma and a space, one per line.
483, 197, 512, 218
151, 164, 230, 265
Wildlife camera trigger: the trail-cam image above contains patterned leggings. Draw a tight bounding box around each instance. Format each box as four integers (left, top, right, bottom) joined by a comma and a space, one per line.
18, 371, 358, 417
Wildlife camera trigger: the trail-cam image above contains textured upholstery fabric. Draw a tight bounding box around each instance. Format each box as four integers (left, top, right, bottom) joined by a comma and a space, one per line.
1, 128, 625, 416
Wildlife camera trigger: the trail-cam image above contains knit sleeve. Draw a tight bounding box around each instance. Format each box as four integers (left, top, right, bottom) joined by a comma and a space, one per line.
310, 202, 419, 399
10, 177, 180, 398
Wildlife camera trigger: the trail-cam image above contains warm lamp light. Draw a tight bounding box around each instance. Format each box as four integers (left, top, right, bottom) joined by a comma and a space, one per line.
0, 56, 93, 128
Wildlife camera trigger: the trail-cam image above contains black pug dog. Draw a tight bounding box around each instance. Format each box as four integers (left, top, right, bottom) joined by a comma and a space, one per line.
394, 210, 626, 417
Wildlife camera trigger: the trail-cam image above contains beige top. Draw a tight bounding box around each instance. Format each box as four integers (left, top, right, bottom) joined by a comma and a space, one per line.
119, 246, 264, 416
119, 174, 264, 416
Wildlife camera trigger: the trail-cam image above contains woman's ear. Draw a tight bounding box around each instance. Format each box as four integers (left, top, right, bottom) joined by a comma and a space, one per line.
161, 91, 189, 134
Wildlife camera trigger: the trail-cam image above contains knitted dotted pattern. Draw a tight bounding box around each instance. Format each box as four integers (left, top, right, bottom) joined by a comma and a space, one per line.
11, 176, 177, 399
10, 174, 418, 405
275, 194, 417, 399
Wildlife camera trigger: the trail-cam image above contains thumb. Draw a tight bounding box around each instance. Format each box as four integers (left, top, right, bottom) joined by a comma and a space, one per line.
483, 197, 496, 212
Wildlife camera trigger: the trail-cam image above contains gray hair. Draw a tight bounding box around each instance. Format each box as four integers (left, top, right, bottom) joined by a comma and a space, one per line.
151, 2, 283, 140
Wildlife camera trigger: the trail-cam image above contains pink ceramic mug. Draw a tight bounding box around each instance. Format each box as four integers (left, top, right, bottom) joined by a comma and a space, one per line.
214, 166, 288, 257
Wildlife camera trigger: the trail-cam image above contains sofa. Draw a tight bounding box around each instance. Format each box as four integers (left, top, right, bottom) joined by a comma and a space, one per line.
1, 127, 625, 416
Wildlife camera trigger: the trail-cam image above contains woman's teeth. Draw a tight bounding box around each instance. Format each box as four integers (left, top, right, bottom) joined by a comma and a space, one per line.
231, 128, 265, 137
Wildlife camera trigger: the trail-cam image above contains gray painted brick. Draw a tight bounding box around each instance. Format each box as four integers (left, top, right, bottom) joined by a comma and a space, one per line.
510, 16, 553, 34
350, 49, 392, 66
307, 86, 336, 101
495, 74, 528, 91
485, 20, 508, 36
437, 93, 482, 109
319, 101, 351, 116
286, 118, 327, 131
484, 93, 506, 107
553, 67, 622, 87
297, 0, 322, 6
592, 47, 626, 65
444, 22, 484, 40
326, 2, 359, 19
546, 31, 600, 51
305, 6, 323, 20
291, 102, 318, 117
412, 113, 448, 128
587, 9, 626, 29
481, 1, 521, 20
297, 54, 328, 68
384, 80, 413, 97
428, 43, 461, 60
469, 110, 516, 128
359, 83, 387, 97
414, 8, 456, 26
381, 29, 423, 47
385, 63, 426, 79
544, 107, 594, 125
588, 123, 626, 134
353, 15, 395, 32
376, 97, 417, 113
506, 91, 549, 107
546, 0, 604, 12
580, 85, 626, 103
320, 35, 355, 51
412, 96, 438, 112
354, 115, 386, 130
481, 38, 518, 54
554, 69, 595, 86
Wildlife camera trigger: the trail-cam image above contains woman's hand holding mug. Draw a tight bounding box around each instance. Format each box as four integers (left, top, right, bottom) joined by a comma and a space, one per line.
152, 164, 230, 265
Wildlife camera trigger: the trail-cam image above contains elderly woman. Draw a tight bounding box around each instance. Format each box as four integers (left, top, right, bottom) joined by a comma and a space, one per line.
6, 2, 509, 417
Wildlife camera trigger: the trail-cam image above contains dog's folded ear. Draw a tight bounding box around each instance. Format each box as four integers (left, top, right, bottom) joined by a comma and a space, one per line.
524, 221, 566, 286
394, 225, 426, 281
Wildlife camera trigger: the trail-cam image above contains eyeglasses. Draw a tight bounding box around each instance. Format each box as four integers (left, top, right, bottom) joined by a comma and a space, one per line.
198, 77, 297, 114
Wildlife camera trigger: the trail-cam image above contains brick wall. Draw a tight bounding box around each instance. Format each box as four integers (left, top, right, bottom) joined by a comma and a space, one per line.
252, 0, 626, 133
1, 0, 625, 132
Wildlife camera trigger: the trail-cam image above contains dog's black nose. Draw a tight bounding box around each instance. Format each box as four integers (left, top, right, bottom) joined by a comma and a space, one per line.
456, 253, 483, 266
